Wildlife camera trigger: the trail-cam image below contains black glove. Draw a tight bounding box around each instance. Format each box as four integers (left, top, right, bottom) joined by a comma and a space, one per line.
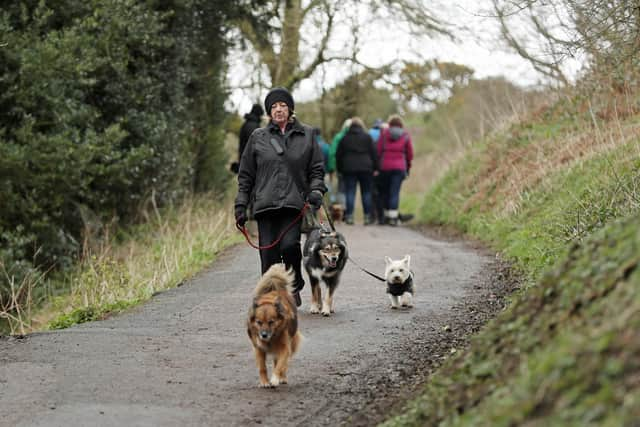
235, 205, 247, 227
306, 190, 323, 210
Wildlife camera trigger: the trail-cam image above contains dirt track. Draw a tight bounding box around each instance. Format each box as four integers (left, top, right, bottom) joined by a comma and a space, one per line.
0, 224, 514, 427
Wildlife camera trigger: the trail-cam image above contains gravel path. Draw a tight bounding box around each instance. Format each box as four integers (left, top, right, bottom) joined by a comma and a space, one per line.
0, 224, 512, 427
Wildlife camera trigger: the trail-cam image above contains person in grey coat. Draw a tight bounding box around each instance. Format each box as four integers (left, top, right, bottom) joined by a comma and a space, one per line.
235, 87, 326, 306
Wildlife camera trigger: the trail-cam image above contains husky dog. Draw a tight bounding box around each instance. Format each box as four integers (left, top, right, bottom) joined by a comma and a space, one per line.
384, 255, 414, 309
303, 227, 348, 316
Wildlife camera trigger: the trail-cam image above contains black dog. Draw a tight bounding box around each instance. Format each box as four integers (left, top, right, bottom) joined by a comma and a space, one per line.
303, 227, 348, 316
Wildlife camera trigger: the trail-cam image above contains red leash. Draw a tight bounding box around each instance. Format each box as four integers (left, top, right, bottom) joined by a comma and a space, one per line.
236, 203, 310, 250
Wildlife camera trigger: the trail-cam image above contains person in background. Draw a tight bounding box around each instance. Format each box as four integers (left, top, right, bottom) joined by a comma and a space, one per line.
336, 117, 379, 225
368, 118, 383, 144
232, 103, 263, 174
368, 118, 385, 224
314, 127, 330, 170
377, 114, 414, 226
235, 87, 326, 306
326, 118, 351, 216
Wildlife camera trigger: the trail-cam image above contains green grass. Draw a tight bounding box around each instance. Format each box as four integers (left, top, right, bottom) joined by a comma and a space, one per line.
383, 103, 640, 425
1, 194, 241, 333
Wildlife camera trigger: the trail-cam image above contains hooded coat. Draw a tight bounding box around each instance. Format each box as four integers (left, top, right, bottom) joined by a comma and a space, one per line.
235, 118, 326, 216
377, 126, 414, 172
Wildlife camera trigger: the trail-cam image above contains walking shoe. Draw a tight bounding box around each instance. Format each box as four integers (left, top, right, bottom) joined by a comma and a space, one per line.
398, 213, 414, 223
363, 216, 374, 225
344, 216, 354, 225
292, 290, 302, 307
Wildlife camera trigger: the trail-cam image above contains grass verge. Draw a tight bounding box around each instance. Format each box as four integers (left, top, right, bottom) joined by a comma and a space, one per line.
383, 97, 640, 425
2, 194, 240, 334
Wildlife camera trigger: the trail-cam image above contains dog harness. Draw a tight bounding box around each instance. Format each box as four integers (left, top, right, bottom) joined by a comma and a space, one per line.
386, 275, 414, 296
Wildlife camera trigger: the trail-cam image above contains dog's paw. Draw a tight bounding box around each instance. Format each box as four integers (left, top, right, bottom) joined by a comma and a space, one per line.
401, 293, 414, 308
390, 304, 399, 309
321, 309, 331, 316
309, 304, 320, 314
269, 374, 284, 386
259, 381, 274, 388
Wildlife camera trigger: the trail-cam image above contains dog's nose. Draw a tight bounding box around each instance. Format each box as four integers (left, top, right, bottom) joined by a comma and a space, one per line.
260, 331, 270, 339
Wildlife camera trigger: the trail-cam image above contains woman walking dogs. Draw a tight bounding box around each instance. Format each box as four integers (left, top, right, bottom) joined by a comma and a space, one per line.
235, 87, 326, 306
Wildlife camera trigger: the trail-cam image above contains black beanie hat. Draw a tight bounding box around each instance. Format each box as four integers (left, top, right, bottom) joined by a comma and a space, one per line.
264, 87, 294, 115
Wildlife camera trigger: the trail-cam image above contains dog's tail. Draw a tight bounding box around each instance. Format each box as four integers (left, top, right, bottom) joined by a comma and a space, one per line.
254, 264, 295, 297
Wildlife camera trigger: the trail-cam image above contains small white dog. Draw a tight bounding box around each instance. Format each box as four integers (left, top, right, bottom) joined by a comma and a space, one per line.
384, 255, 414, 309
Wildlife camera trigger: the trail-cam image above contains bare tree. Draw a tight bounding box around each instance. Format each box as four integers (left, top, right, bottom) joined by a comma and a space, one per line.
231, 0, 453, 90
491, 0, 571, 85
491, 0, 640, 85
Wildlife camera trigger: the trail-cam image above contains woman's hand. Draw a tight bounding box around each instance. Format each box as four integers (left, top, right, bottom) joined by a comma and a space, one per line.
306, 190, 323, 210
235, 205, 248, 226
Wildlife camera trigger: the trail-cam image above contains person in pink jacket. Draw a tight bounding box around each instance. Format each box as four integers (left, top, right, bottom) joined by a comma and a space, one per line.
377, 115, 414, 225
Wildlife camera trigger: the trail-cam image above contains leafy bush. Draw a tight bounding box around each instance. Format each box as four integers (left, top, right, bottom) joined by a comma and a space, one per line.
0, 0, 239, 298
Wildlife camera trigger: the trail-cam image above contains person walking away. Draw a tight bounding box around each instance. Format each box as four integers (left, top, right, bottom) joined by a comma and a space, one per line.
235, 87, 326, 306
336, 117, 379, 225
368, 118, 383, 144
326, 118, 351, 219
314, 127, 332, 222
232, 103, 263, 174
368, 118, 385, 224
314, 127, 330, 170
377, 115, 414, 226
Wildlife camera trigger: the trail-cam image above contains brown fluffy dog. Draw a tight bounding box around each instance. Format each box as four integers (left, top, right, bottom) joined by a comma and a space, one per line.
247, 264, 302, 387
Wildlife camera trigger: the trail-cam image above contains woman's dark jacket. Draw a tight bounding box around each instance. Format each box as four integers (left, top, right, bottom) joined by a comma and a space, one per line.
336, 124, 379, 174
235, 118, 326, 216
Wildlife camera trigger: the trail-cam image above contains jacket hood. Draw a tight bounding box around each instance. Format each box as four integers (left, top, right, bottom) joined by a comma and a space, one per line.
389, 126, 405, 141
244, 103, 264, 121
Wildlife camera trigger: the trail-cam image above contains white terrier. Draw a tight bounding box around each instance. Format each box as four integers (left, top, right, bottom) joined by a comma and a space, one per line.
384, 255, 414, 309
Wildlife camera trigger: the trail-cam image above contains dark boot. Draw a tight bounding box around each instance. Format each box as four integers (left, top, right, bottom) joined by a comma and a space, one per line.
398, 213, 414, 223
292, 290, 302, 307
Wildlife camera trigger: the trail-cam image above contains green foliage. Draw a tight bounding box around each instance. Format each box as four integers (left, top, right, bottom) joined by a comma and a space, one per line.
296, 71, 398, 138
387, 81, 640, 425
385, 213, 640, 426
47, 299, 138, 330
0, 0, 238, 297
415, 77, 539, 155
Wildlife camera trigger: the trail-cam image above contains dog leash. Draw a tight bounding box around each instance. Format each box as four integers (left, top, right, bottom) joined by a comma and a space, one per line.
321, 201, 336, 232
347, 256, 386, 282
236, 203, 310, 250
318, 201, 385, 281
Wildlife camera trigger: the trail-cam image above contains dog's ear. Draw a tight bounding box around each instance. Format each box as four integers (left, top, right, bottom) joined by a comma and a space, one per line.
274, 297, 286, 318
385, 256, 392, 266
249, 298, 259, 320
339, 240, 348, 258
403, 255, 411, 267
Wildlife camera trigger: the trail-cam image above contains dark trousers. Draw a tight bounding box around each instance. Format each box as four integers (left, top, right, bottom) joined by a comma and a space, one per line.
343, 172, 373, 218
256, 208, 304, 292
372, 175, 384, 222
379, 170, 405, 210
